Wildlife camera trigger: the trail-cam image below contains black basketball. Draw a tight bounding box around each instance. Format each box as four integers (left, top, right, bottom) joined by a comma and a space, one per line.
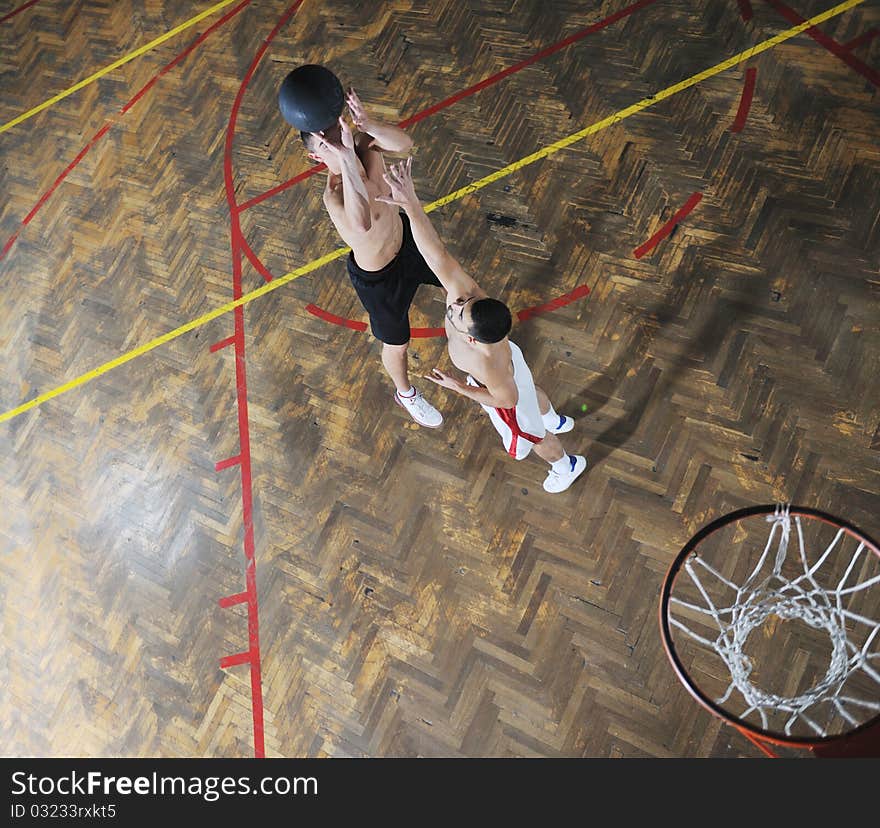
278, 64, 345, 133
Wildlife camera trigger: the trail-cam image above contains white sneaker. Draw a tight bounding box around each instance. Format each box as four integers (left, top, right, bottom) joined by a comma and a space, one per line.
543, 454, 587, 493
394, 387, 443, 428
545, 414, 574, 434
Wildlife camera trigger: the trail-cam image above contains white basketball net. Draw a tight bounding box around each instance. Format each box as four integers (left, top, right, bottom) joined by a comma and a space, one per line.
669, 505, 880, 738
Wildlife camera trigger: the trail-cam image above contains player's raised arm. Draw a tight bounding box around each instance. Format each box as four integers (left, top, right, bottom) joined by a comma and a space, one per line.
347, 88, 413, 154
316, 116, 372, 232
376, 158, 482, 301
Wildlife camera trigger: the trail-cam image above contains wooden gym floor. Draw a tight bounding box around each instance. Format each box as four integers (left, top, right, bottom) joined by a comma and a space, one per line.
1, 0, 878, 758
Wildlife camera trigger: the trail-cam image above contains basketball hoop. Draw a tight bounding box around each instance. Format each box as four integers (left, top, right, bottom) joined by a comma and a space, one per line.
659, 504, 880, 757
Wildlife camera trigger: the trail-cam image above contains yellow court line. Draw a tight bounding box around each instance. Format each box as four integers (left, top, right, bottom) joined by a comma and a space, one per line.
0, 0, 863, 424
0, 0, 240, 135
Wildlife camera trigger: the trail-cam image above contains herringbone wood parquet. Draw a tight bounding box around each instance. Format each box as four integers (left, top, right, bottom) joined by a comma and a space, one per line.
1, 0, 878, 758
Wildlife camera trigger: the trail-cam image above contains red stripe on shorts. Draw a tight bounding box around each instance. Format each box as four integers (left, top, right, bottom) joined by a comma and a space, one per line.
495, 406, 544, 457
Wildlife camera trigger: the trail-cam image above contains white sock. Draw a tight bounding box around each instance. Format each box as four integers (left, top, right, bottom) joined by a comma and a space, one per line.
398, 386, 416, 398
541, 403, 560, 427
550, 453, 573, 474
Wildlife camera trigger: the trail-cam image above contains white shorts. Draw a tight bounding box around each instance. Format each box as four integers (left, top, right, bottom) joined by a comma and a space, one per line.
467, 340, 546, 460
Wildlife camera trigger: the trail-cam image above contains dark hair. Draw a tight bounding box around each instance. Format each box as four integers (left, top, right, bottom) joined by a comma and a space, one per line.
300, 130, 313, 147
468, 298, 512, 343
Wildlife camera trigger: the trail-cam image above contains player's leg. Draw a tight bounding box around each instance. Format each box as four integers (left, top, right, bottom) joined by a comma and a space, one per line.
535, 385, 574, 434
383, 341, 443, 429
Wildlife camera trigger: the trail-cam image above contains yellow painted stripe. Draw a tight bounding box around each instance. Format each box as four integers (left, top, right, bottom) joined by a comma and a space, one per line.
0, 0, 863, 424
1, 246, 350, 423
0, 0, 240, 135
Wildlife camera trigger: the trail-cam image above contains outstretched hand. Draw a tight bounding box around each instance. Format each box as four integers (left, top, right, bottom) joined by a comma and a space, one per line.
375, 157, 419, 210
424, 368, 464, 393
345, 87, 371, 132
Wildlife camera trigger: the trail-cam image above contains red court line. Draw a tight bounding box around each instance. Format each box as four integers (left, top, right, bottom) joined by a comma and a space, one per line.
220, 651, 252, 669
762, 0, 879, 87
517, 284, 591, 322
124, 0, 255, 115
842, 27, 878, 52
0, 0, 254, 263
239, 166, 321, 213
220, 592, 249, 608
305, 303, 368, 331
307, 285, 593, 337
730, 67, 757, 132
210, 335, 236, 352
1, 123, 110, 261
215, 454, 241, 471
240, 234, 275, 283
0, 0, 41, 25
220, 0, 305, 760
736, 0, 754, 21
238, 0, 662, 214
633, 192, 703, 259
397, 0, 660, 128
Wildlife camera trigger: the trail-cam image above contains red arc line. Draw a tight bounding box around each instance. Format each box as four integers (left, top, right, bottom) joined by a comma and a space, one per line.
633, 193, 703, 259
730, 67, 757, 132
305, 304, 368, 331
306, 284, 592, 337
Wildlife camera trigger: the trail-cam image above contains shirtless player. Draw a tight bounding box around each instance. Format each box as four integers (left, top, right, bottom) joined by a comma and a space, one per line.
377, 158, 587, 493
300, 88, 443, 428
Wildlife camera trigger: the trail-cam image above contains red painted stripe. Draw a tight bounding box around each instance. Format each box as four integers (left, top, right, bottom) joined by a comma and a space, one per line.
215, 454, 241, 472
221, 0, 305, 759
0, 1, 252, 263
399, 0, 660, 129
736, 0, 754, 21
124, 0, 255, 115
0, 0, 41, 25
238, 0, 661, 214
220, 651, 252, 669
307, 285, 591, 336
220, 591, 249, 608
517, 284, 591, 322
224, 1, 305, 215
239, 166, 324, 213
633, 192, 703, 259
1, 123, 110, 261
210, 335, 236, 353
762, 0, 879, 87
240, 235, 275, 283
730, 67, 757, 133
842, 27, 878, 52
306, 303, 369, 331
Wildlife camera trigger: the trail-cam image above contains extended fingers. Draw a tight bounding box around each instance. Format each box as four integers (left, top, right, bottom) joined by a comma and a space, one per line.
389, 159, 411, 181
